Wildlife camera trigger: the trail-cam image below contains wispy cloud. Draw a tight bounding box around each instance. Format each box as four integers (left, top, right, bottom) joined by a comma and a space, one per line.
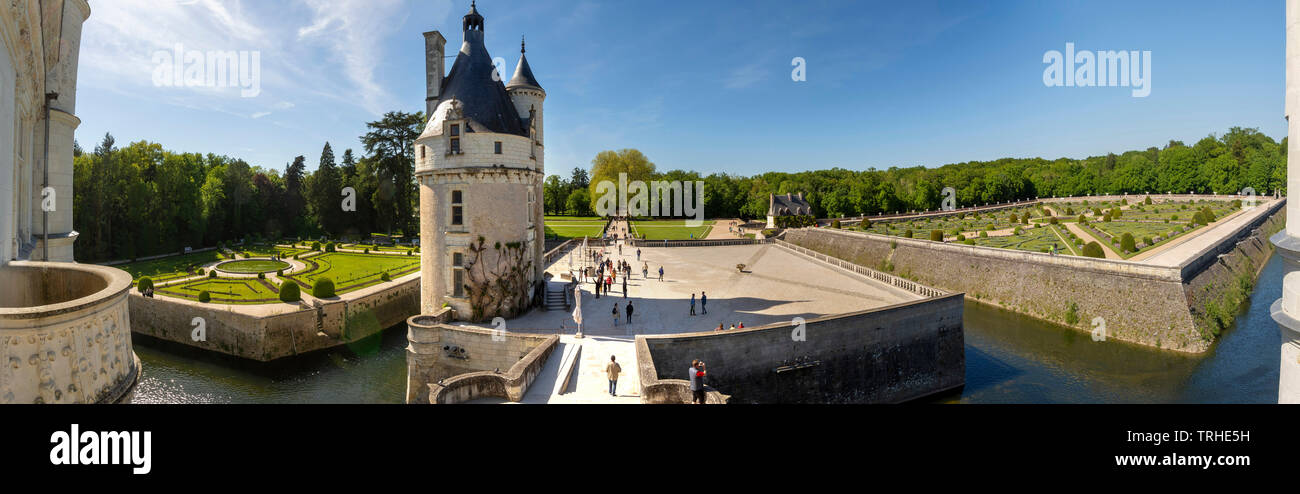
296, 0, 412, 115
79, 0, 424, 117
723, 61, 770, 90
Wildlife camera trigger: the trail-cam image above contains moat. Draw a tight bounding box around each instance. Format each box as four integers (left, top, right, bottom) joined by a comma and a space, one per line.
127, 252, 1283, 404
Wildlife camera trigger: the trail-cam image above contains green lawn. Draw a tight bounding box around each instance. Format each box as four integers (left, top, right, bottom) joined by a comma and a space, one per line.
342, 243, 415, 253
630, 220, 715, 240
285, 252, 420, 294
114, 250, 223, 283
217, 259, 291, 274
157, 278, 281, 304
545, 217, 607, 240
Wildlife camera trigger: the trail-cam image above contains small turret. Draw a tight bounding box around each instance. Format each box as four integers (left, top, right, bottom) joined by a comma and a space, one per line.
506, 36, 546, 147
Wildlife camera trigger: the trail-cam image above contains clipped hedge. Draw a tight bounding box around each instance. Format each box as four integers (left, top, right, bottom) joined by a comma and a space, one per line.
198, 291, 212, 303
1082, 241, 1105, 259
279, 280, 301, 303
312, 277, 336, 298
137, 277, 154, 293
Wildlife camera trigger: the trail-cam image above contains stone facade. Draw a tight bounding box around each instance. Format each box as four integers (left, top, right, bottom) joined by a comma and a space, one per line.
1275, 0, 1300, 403
0, 0, 89, 263
0, 1, 137, 404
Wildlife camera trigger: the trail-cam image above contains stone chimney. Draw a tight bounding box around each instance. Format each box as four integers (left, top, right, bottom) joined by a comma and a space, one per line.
424, 31, 447, 119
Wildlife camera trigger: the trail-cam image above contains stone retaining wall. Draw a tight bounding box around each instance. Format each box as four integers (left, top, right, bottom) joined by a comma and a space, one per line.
636, 293, 965, 404
786, 202, 1286, 353
426, 333, 559, 404
405, 310, 556, 404
128, 277, 420, 361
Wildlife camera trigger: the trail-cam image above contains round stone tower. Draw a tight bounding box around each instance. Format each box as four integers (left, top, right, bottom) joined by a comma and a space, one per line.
413, 1, 546, 321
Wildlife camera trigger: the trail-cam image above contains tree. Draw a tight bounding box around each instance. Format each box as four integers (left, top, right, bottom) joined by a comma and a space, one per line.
361, 111, 424, 236
284, 156, 307, 236
311, 142, 343, 236
566, 188, 593, 216
543, 175, 570, 215
588, 149, 656, 215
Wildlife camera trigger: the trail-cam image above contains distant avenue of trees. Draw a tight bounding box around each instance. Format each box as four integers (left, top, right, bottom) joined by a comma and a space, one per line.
542, 127, 1286, 221
73, 111, 424, 263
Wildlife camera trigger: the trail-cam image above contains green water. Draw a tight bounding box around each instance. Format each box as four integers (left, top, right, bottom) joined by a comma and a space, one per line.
129, 254, 1284, 404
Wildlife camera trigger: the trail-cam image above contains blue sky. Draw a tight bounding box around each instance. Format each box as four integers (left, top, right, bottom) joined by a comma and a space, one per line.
75, 0, 1285, 177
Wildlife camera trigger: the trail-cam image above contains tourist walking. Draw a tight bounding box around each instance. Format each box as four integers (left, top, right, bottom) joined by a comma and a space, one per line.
637, 248, 641, 261
688, 359, 700, 400
622, 276, 627, 298
689, 293, 696, 316
626, 301, 634, 324
659, 266, 664, 281
692, 361, 707, 404
606, 355, 622, 396
605, 276, 612, 294
612, 303, 620, 326
643, 262, 648, 279
701, 292, 708, 315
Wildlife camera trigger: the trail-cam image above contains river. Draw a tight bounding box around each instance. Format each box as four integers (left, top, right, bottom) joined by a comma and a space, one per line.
129, 254, 1284, 404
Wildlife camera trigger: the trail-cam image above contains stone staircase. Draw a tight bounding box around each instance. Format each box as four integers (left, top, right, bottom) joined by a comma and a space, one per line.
544, 283, 568, 311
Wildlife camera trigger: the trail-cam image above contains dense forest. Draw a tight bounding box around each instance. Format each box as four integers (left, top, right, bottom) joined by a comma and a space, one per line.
72, 111, 423, 263
544, 127, 1286, 221
73, 123, 1284, 262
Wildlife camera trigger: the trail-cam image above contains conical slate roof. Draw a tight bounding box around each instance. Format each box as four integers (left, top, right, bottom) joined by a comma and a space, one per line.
507, 41, 543, 91
439, 30, 526, 136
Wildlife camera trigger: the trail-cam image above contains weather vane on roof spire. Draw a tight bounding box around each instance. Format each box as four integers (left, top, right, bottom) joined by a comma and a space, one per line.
521, 35, 526, 53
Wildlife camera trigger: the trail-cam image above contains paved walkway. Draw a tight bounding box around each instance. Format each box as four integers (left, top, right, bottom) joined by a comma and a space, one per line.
704, 218, 747, 240
486, 238, 923, 404
1062, 222, 1121, 259
1136, 205, 1266, 266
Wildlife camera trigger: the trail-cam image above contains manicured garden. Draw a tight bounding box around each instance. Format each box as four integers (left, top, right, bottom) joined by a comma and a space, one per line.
840, 196, 1250, 260
157, 278, 282, 305
282, 252, 419, 295
630, 219, 715, 240
115, 250, 222, 283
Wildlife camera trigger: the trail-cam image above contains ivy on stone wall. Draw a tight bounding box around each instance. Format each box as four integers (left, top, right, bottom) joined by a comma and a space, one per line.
463, 236, 535, 323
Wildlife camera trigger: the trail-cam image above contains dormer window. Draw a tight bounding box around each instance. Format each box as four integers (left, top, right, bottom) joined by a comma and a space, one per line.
494, 141, 502, 154
450, 124, 460, 136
